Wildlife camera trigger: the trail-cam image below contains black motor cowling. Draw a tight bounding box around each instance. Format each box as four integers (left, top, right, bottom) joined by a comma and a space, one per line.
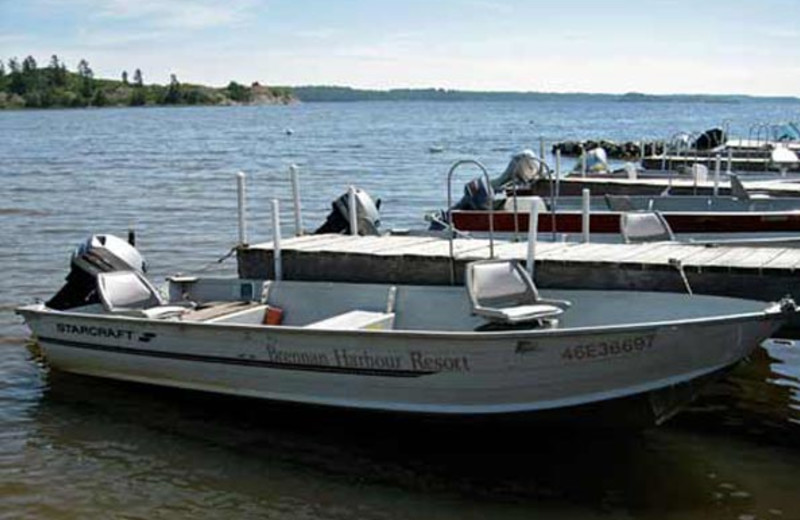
692, 128, 726, 151
314, 188, 382, 236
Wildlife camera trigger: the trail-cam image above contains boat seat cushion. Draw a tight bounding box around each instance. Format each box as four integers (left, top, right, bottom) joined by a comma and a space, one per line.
477, 303, 564, 323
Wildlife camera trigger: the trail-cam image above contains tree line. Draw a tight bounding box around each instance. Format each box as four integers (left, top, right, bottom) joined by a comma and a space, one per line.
0, 55, 294, 109
290, 86, 800, 104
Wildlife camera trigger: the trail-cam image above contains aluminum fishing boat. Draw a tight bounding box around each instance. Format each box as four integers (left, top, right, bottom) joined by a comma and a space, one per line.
15, 234, 796, 427
449, 193, 800, 235
432, 153, 800, 242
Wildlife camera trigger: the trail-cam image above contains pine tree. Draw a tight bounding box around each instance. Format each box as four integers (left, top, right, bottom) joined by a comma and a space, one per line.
77, 59, 94, 99
21, 55, 37, 73
7, 58, 24, 95
162, 73, 181, 104
130, 68, 146, 106
48, 55, 66, 87
121, 70, 129, 85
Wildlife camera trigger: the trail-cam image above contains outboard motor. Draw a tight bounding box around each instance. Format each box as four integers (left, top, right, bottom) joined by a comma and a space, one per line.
692, 127, 726, 151
314, 188, 382, 236
454, 149, 544, 211
47, 234, 147, 310
573, 147, 609, 173
490, 149, 543, 190
428, 150, 544, 231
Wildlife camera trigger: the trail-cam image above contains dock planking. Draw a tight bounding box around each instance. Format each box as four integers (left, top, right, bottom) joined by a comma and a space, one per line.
237, 234, 800, 305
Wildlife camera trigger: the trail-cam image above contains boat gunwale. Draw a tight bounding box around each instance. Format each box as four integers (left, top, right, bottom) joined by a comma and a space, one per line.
15, 300, 784, 343
454, 208, 800, 218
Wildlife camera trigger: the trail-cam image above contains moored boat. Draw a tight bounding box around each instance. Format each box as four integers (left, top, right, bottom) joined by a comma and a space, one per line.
448, 193, 800, 235
15, 233, 797, 427
434, 154, 800, 239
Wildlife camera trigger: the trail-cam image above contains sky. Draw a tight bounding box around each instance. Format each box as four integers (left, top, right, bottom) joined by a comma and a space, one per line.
1, 0, 799, 96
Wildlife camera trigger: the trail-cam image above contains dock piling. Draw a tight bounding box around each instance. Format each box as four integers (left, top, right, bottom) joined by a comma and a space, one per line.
271, 199, 282, 281
236, 171, 248, 246
348, 186, 358, 236
526, 198, 539, 279
290, 164, 303, 236
581, 188, 591, 243
726, 148, 733, 176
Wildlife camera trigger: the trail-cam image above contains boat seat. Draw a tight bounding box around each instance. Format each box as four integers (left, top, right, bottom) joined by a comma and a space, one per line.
305, 310, 395, 330
619, 211, 675, 243
604, 194, 636, 211
96, 271, 194, 319
465, 259, 570, 324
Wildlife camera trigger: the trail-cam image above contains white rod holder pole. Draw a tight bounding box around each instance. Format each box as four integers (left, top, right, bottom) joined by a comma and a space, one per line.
290, 164, 303, 236
348, 185, 358, 236
271, 199, 282, 281
526, 199, 539, 278
236, 171, 247, 245
581, 188, 591, 243
713, 154, 721, 197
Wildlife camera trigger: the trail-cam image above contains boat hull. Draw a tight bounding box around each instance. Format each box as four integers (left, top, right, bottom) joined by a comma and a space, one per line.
18, 302, 781, 425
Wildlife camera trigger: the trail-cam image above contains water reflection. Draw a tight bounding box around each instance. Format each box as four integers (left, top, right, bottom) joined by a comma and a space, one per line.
673, 342, 800, 444
6, 344, 796, 520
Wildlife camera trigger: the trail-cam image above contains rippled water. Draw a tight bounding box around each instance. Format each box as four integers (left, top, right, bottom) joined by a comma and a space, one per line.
2, 102, 800, 519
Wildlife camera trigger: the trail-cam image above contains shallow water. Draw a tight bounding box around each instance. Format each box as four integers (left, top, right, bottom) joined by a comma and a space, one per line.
2, 102, 800, 519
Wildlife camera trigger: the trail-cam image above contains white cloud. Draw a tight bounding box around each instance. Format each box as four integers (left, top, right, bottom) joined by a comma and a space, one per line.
85, 0, 260, 30
293, 28, 339, 40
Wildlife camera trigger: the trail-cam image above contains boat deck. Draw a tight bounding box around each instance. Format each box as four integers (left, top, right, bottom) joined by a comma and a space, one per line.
237, 234, 800, 304
180, 301, 262, 322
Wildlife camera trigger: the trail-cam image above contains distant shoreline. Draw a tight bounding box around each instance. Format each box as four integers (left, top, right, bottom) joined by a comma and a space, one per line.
4, 87, 798, 110
0, 55, 295, 110
290, 87, 800, 104
2, 55, 797, 110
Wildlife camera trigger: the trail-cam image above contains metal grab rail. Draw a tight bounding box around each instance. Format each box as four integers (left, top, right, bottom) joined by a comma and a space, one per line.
446, 159, 494, 285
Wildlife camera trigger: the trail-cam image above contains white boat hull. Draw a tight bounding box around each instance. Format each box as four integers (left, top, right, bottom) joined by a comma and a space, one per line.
18, 298, 782, 423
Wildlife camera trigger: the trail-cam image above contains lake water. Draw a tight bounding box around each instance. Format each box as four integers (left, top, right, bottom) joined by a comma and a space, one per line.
2, 101, 800, 519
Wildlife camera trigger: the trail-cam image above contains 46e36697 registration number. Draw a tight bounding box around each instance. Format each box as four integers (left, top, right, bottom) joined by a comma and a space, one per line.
561, 333, 655, 362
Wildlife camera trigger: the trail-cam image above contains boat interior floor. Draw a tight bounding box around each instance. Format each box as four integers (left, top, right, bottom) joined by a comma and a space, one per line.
179, 301, 262, 322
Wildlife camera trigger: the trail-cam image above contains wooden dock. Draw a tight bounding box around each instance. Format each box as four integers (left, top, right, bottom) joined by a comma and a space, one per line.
237, 234, 800, 303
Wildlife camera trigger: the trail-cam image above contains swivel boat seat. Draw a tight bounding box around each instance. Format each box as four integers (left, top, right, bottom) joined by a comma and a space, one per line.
465, 259, 571, 325
96, 270, 194, 319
